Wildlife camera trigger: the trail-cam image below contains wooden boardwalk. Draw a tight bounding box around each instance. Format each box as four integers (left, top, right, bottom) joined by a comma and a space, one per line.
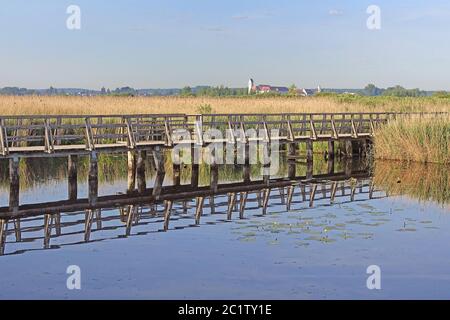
1, 112, 440, 158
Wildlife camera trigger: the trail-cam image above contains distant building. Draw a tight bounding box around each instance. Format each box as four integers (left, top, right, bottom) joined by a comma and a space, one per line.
248, 78, 321, 96
252, 84, 289, 94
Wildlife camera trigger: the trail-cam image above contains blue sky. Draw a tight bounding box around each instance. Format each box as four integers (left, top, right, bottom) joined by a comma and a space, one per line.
1, 0, 450, 90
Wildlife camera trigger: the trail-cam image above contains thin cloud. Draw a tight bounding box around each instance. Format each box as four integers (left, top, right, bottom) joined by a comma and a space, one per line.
201, 26, 225, 33
232, 15, 250, 20
399, 8, 450, 22
231, 12, 274, 21
329, 9, 344, 16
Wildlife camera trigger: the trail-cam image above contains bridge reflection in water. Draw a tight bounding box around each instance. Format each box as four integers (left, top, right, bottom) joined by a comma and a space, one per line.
0, 155, 386, 256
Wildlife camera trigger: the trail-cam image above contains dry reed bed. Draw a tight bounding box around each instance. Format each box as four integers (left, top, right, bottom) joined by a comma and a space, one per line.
374, 115, 450, 165
2, 95, 450, 115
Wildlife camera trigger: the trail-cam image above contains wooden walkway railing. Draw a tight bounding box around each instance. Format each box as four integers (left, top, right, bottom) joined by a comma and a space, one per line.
0, 112, 446, 157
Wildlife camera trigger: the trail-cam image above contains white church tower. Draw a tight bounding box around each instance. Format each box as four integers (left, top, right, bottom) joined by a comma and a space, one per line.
248, 78, 254, 94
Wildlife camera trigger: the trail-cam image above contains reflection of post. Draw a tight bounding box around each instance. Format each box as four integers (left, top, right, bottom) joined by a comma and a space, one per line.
306, 140, 313, 163
243, 164, 251, 183
136, 150, 147, 193
328, 141, 335, 159
344, 158, 353, 176
306, 160, 313, 180
163, 200, 173, 231
191, 145, 199, 187
210, 164, 219, 193
288, 143, 296, 157
127, 151, 136, 193
263, 164, 270, 185
360, 139, 369, 157
195, 197, 205, 225
244, 143, 250, 165
9, 156, 20, 212
68, 155, 78, 201
0, 219, 6, 255
172, 148, 181, 186
88, 152, 98, 206
288, 161, 296, 179
327, 157, 334, 175
152, 147, 165, 198
345, 140, 353, 158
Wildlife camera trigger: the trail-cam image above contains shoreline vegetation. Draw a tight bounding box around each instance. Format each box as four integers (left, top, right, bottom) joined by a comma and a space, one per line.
374, 115, 450, 165
0, 95, 449, 164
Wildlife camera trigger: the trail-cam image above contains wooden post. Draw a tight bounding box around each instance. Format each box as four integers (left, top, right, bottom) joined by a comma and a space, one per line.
88, 152, 98, 206
136, 150, 147, 193
68, 155, 78, 201
9, 156, 20, 212
127, 151, 136, 193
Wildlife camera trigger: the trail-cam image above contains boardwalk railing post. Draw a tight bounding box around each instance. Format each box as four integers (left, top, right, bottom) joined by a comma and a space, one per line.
44, 119, 54, 154
164, 118, 173, 147
125, 117, 136, 148
84, 117, 96, 151
0, 118, 9, 156
195, 115, 204, 146
330, 115, 339, 140
309, 115, 318, 140
287, 120, 294, 142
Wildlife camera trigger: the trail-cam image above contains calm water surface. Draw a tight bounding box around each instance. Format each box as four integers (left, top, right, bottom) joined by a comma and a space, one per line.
0, 155, 449, 299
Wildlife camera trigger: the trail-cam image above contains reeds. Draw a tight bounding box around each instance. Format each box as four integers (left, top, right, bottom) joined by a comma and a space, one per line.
1, 95, 450, 115
374, 114, 450, 164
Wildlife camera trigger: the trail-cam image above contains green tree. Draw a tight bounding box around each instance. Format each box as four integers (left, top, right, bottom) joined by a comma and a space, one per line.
181, 86, 193, 96
288, 84, 298, 96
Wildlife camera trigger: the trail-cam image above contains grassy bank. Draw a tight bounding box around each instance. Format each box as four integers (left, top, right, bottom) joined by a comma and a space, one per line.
1, 95, 450, 115
374, 115, 450, 164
